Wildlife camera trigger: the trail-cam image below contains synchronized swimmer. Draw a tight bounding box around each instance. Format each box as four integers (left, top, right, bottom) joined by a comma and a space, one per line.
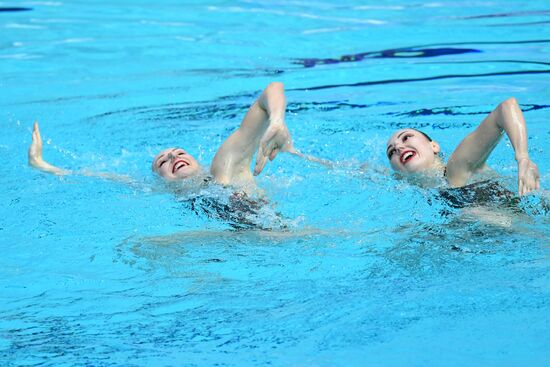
29, 82, 299, 195
386, 97, 540, 196
28, 82, 541, 228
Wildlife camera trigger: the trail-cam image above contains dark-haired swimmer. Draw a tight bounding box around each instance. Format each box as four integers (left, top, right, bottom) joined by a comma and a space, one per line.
386, 98, 540, 196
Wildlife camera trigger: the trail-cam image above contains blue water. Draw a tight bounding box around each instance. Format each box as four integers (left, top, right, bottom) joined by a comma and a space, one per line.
1, 1, 549, 366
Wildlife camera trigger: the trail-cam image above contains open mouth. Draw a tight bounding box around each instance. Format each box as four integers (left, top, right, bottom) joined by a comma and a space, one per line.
400, 150, 416, 165
172, 159, 190, 174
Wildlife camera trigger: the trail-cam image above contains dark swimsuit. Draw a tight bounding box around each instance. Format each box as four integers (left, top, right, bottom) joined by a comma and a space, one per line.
439, 167, 520, 210
438, 180, 520, 209
182, 177, 287, 231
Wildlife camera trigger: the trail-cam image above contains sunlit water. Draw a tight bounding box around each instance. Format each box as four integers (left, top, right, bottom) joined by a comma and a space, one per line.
1, 1, 549, 366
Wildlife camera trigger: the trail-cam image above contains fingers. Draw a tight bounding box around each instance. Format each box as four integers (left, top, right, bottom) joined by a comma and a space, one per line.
254, 148, 269, 176
525, 163, 540, 195
254, 142, 282, 175
29, 121, 45, 165
32, 121, 42, 145
517, 159, 541, 196
269, 148, 280, 161
519, 173, 540, 196
255, 123, 292, 174
519, 178, 525, 196
260, 129, 277, 156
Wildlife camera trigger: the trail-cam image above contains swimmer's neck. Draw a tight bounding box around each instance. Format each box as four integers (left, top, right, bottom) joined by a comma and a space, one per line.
162, 169, 210, 193
399, 159, 447, 189
164, 170, 264, 197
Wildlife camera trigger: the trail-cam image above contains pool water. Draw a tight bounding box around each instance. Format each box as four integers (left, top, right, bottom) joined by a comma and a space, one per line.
1, 1, 549, 366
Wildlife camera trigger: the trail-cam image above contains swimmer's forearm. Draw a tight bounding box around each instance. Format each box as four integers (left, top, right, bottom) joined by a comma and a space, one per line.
494, 98, 540, 195
288, 149, 335, 169
230, 82, 286, 146
258, 82, 286, 125
78, 170, 136, 184
29, 152, 134, 183
496, 97, 530, 161
29, 158, 70, 175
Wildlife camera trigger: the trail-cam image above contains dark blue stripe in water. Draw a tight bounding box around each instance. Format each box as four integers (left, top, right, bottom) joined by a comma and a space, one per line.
296, 47, 481, 68
0, 7, 32, 12
393, 104, 550, 117
290, 69, 550, 91
296, 40, 550, 68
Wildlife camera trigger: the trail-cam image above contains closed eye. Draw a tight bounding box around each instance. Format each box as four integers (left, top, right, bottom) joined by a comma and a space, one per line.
178, 152, 185, 156
387, 148, 395, 159
159, 160, 167, 167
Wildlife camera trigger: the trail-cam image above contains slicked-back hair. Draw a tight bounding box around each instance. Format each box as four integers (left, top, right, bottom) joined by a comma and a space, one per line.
412, 129, 433, 142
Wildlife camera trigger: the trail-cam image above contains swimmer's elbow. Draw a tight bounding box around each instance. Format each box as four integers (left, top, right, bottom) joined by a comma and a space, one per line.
499, 97, 519, 110
266, 81, 284, 92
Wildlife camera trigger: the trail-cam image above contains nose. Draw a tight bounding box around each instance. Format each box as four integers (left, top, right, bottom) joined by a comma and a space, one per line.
394, 142, 405, 153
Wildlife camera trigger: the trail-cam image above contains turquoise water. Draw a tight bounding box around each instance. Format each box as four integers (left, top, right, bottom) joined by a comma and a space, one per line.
1, 1, 549, 366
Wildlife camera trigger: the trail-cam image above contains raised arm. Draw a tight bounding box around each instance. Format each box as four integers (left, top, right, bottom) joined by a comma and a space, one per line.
446, 97, 540, 195
210, 82, 294, 186
28, 122, 70, 175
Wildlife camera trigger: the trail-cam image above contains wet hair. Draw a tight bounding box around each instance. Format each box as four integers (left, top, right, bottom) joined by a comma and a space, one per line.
412, 129, 433, 142
412, 129, 444, 159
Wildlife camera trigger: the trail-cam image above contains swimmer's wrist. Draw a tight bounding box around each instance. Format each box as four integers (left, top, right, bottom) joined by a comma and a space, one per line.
269, 116, 285, 126
515, 154, 529, 162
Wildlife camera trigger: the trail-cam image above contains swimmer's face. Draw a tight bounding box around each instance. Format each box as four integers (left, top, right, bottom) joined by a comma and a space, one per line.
386, 129, 440, 173
152, 147, 200, 181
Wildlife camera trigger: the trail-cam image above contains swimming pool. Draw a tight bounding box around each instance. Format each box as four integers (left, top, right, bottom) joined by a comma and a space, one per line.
1, 1, 549, 365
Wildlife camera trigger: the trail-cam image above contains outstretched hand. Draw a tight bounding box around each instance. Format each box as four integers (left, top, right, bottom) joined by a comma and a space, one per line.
254, 120, 293, 175
28, 122, 69, 175
517, 158, 540, 195
28, 122, 44, 167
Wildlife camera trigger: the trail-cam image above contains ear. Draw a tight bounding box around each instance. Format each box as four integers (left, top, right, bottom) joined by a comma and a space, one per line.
431, 141, 441, 154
